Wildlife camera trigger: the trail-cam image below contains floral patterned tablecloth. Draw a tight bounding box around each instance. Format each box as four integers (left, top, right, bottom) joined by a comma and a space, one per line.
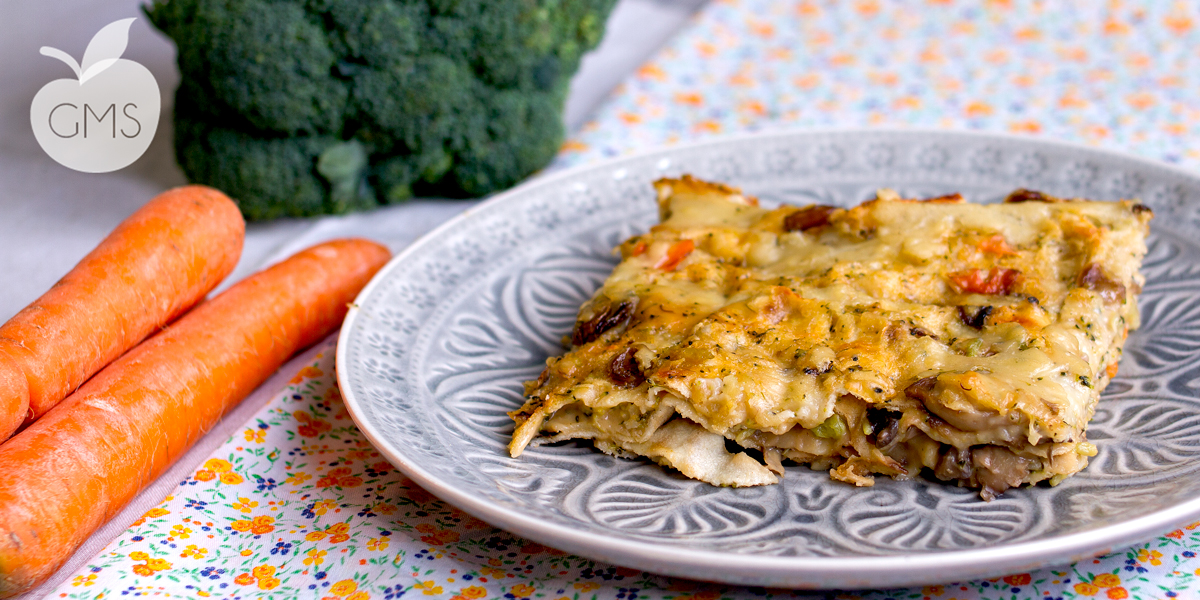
51, 1, 1200, 599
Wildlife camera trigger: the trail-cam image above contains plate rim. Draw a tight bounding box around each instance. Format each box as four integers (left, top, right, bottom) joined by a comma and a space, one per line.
337, 127, 1200, 588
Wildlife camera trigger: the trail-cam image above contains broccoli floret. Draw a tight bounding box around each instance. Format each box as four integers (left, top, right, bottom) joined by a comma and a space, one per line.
146, 0, 616, 220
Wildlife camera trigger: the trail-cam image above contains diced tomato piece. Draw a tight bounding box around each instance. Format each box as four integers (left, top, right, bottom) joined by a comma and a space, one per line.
656, 239, 695, 271
631, 240, 648, 256
949, 267, 1021, 295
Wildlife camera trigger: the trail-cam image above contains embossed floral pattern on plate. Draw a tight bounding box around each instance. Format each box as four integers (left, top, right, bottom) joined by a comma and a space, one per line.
337, 130, 1200, 589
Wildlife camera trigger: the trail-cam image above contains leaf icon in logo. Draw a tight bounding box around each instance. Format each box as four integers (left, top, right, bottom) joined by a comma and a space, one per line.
39, 18, 136, 84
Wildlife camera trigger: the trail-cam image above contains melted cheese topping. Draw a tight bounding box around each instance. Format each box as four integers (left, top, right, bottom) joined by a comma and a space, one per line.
510, 176, 1152, 498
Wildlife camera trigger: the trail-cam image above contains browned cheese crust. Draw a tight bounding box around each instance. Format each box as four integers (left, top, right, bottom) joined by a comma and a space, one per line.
509, 176, 1153, 499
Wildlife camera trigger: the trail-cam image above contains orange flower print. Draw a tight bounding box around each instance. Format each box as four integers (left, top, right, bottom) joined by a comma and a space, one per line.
793, 73, 821, 90
258, 577, 281, 590
509, 583, 536, 598
830, 53, 856, 67
328, 523, 351, 540
131, 507, 169, 527
231, 515, 275, 535
1167, 529, 1185, 539
1074, 582, 1100, 596
231, 497, 259, 513
252, 565, 275, 579
250, 515, 275, 535
1002, 573, 1030, 586
304, 548, 327, 566
1164, 8, 1194, 35
414, 580, 443, 595
674, 92, 704, 107
1126, 92, 1156, 110
1058, 46, 1088, 62
368, 537, 390, 551
1104, 17, 1130, 35
330, 580, 358, 596
287, 471, 313, 486
459, 586, 488, 599
295, 410, 334, 437
194, 469, 215, 482
1106, 587, 1129, 600
317, 467, 363, 488
235, 573, 256, 586
984, 49, 1009, 64
746, 19, 775, 38
243, 428, 266, 443
1059, 89, 1088, 109
965, 101, 993, 118
346, 592, 369, 600
559, 140, 588, 153
129, 551, 171, 577
739, 101, 767, 117
204, 458, 232, 473
1014, 26, 1041, 41
868, 71, 898, 86
1092, 573, 1121, 587
1136, 548, 1163, 566
1009, 120, 1042, 134
921, 585, 945, 596
72, 573, 97, 587
855, 0, 880, 17
311, 499, 339, 515
919, 44, 944, 64
420, 528, 461, 546
180, 544, 208, 559
290, 365, 324, 385
636, 64, 666, 81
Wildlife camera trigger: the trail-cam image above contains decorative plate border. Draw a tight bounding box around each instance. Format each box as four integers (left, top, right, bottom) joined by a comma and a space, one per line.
338, 129, 1200, 589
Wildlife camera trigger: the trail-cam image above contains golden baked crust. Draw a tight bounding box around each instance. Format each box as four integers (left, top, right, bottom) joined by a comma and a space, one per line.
509, 176, 1153, 499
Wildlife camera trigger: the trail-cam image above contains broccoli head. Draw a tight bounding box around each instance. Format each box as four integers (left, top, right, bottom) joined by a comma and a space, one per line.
146, 0, 616, 220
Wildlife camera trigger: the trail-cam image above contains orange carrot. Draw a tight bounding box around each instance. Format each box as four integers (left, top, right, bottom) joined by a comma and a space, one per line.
0, 185, 244, 439
0, 358, 26, 442
0, 239, 390, 596
656, 239, 695, 271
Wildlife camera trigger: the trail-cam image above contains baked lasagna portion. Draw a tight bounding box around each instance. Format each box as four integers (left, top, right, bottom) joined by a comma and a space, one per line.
508, 176, 1153, 499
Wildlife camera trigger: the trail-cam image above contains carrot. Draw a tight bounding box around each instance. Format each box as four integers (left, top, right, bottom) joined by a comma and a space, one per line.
0, 358, 26, 441
656, 239, 695, 271
0, 239, 390, 596
0, 185, 244, 439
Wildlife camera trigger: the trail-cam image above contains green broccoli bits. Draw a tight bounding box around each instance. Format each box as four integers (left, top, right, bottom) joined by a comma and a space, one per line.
146, 0, 616, 220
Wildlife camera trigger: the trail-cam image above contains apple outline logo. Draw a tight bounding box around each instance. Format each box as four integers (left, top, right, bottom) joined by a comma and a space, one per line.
30, 18, 161, 174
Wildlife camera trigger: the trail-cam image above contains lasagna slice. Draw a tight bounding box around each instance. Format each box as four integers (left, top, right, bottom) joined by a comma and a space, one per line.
509, 176, 1152, 499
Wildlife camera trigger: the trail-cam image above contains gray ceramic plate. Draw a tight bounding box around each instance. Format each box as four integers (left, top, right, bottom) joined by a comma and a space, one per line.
336, 129, 1200, 589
